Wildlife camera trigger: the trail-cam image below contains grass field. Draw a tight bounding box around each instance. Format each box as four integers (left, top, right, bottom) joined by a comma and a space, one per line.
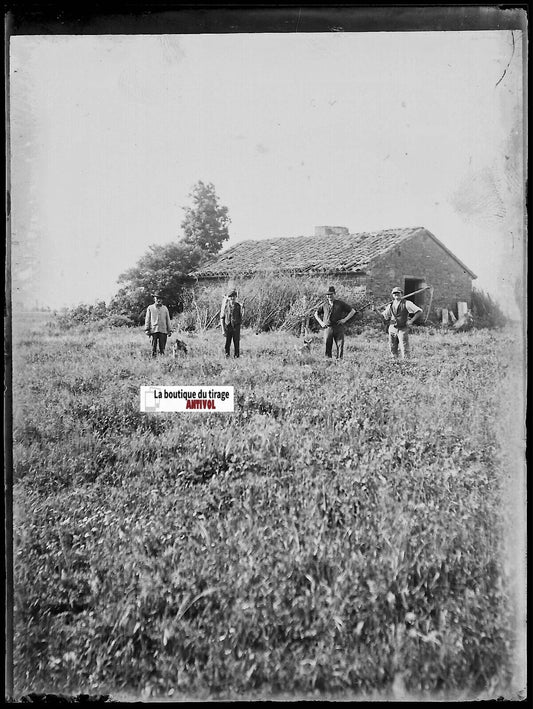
10, 313, 526, 701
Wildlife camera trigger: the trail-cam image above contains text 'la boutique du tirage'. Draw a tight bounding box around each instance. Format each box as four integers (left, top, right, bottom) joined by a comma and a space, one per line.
140, 386, 234, 413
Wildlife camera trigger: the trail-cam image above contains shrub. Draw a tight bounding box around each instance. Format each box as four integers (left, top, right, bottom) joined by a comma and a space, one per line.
178, 275, 371, 333
102, 314, 135, 328
50, 305, 135, 331
471, 290, 508, 329
108, 287, 152, 325
54, 301, 109, 329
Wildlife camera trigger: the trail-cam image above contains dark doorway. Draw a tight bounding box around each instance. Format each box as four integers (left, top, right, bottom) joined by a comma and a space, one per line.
404, 278, 426, 307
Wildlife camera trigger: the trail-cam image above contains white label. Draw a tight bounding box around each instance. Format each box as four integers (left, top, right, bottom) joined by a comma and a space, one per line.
140, 386, 234, 413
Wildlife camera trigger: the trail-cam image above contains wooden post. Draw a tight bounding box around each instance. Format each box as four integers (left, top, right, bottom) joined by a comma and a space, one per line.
441, 308, 449, 325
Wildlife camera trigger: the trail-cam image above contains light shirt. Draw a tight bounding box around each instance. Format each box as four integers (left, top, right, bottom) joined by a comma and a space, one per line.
145, 303, 171, 334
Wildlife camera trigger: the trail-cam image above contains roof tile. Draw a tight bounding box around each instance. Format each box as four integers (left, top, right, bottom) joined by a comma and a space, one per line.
191, 226, 475, 278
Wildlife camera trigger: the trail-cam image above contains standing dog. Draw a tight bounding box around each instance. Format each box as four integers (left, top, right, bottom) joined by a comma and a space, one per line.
294, 337, 313, 354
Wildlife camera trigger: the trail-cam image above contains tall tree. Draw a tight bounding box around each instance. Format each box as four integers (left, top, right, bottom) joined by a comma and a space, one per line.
180, 181, 230, 255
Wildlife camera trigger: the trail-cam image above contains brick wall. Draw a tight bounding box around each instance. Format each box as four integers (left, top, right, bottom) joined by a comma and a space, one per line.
364, 232, 474, 317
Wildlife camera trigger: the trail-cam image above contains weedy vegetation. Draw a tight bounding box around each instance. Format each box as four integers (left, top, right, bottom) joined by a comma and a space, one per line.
11, 311, 524, 701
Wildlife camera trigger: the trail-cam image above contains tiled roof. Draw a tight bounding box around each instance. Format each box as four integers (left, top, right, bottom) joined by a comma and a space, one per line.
190, 227, 477, 279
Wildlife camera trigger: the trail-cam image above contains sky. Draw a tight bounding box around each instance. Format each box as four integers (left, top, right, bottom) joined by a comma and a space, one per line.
9, 30, 525, 318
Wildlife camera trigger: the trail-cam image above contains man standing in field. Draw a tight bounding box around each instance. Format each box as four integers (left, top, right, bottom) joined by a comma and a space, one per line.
220, 290, 243, 358
381, 286, 422, 360
314, 286, 356, 359
145, 292, 172, 358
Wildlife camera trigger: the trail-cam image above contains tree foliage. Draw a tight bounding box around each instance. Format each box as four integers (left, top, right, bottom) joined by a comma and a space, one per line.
113, 242, 204, 321
113, 182, 229, 322
180, 181, 230, 256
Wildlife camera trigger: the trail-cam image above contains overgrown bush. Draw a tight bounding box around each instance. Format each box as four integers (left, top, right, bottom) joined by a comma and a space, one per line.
177, 274, 371, 333
108, 287, 152, 325
54, 301, 109, 329
103, 314, 135, 328
50, 303, 136, 331
78, 316, 136, 333
471, 290, 508, 329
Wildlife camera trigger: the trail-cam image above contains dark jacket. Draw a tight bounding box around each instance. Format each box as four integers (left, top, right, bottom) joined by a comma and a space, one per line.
316, 298, 352, 327
221, 300, 243, 327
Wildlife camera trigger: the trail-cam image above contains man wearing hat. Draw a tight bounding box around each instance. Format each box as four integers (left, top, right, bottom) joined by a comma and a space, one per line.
220, 289, 244, 358
314, 286, 356, 359
381, 287, 422, 360
144, 292, 172, 357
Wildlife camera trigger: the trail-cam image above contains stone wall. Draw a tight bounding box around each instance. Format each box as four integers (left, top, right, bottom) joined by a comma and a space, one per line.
194, 231, 475, 320
364, 232, 474, 317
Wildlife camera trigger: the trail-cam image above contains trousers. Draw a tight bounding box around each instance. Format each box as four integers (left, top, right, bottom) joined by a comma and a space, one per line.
150, 333, 168, 357
224, 324, 241, 357
388, 326, 410, 359
324, 324, 345, 359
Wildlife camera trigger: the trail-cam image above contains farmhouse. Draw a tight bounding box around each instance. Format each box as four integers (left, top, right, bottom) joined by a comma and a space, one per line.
190, 226, 477, 318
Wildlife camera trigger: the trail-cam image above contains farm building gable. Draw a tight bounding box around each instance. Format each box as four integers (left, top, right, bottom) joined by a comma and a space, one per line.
190, 226, 477, 280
